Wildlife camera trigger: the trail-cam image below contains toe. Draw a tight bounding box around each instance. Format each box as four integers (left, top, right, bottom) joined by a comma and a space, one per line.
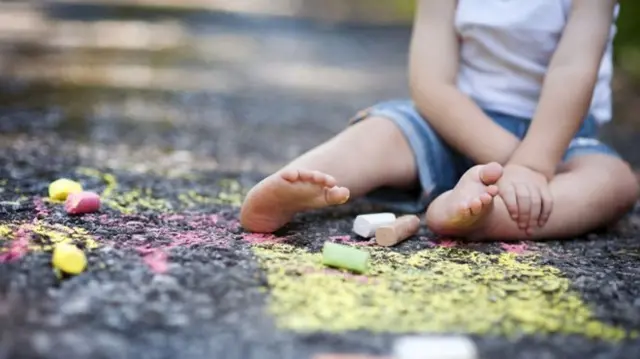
280, 168, 300, 182
324, 174, 337, 187
311, 171, 334, 186
479, 192, 493, 205
486, 184, 499, 196
298, 169, 316, 182
311, 171, 326, 184
325, 186, 350, 205
479, 162, 503, 185
457, 202, 471, 217
469, 198, 483, 215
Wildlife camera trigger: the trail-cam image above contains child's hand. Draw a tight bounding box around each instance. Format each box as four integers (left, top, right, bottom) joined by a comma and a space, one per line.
497, 164, 553, 235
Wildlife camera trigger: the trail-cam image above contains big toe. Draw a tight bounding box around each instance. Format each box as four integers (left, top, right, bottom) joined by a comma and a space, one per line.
325, 186, 350, 205
479, 162, 503, 185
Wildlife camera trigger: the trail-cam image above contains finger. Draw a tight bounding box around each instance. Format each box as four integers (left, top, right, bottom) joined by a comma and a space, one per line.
539, 186, 554, 227
528, 184, 542, 231
500, 184, 519, 221
515, 183, 531, 230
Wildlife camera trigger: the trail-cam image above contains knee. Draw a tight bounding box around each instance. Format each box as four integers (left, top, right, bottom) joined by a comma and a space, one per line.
603, 159, 639, 211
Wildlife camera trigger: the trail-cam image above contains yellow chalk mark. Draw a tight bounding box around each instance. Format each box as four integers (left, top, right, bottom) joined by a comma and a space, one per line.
0, 222, 99, 252
77, 167, 246, 212
253, 244, 632, 340
76, 167, 172, 214
178, 179, 246, 208
0, 225, 12, 238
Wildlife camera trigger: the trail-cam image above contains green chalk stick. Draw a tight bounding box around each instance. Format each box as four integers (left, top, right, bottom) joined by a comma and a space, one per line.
322, 242, 370, 274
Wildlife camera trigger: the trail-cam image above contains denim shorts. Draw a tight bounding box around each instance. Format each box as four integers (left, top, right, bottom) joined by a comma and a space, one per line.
349, 99, 620, 213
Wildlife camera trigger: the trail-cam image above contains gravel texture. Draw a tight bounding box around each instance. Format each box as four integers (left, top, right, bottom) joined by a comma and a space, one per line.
0, 6, 639, 359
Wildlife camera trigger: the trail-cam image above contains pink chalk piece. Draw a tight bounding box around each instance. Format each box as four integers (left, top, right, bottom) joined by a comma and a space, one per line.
65, 191, 101, 215
500, 242, 529, 255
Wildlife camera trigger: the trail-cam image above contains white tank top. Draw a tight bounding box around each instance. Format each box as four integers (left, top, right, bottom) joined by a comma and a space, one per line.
454, 0, 619, 124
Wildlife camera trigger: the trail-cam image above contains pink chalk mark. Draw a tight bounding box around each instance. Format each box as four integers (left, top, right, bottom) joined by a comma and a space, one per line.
437, 239, 458, 248
0, 225, 31, 262
187, 214, 218, 227
329, 235, 351, 242
32, 197, 49, 219
225, 219, 241, 231
161, 214, 185, 221
161, 213, 218, 226
137, 246, 168, 274
241, 233, 285, 244
329, 235, 375, 247
500, 242, 529, 255
172, 230, 229, 248
422, 237, 438, 247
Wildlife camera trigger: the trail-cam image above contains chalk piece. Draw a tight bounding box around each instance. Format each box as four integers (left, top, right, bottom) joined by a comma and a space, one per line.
352, 212, 396, 238
48, 178, 83, 201
52, 243, 87, 275
375, 215, 421, 247
313, 355, 392, 359
65, 191, 100, 215
393, 336, 477, 359
322, 242, 370, 274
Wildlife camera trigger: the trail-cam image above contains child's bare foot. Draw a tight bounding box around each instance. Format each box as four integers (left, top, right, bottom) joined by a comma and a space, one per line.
425, 162, 503, 235
240, 168, 350, 233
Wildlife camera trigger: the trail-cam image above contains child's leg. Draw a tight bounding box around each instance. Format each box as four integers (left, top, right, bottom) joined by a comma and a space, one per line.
426, 154, 639, 240
240, 116, 418, 233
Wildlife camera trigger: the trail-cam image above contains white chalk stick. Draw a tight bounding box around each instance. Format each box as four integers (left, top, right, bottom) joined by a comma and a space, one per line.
393, 336, 478, 359
352, 212, 396, 238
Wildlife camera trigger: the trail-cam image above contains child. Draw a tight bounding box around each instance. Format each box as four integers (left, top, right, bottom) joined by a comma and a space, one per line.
240, 0, 639, 240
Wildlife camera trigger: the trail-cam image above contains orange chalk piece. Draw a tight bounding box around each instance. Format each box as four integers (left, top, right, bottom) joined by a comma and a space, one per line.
65, 191, 101, 215
375, 215, 420, 247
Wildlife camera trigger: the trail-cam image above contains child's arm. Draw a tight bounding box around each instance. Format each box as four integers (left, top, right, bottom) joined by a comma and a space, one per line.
497, 0, 617, 233
408, 0, 521, 165
507, 0, 618, 180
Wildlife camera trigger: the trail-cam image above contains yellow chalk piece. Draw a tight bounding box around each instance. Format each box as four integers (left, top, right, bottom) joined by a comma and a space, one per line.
52, 243, 87, 275
48, 178, 83, 201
